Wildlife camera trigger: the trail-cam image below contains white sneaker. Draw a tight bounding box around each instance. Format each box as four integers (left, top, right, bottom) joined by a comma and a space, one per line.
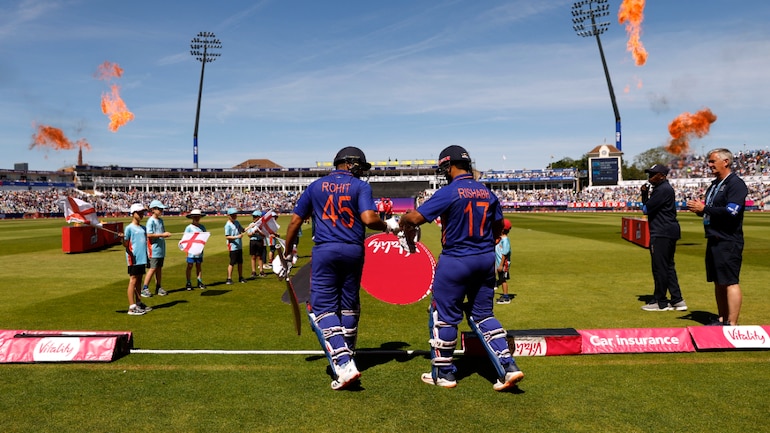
127, 305, 146, 316
671, 300, 688, 311
493, 366, 524, 391
421, 371, 457, 388
331, 361, 361, 390
641, 302, 673, 312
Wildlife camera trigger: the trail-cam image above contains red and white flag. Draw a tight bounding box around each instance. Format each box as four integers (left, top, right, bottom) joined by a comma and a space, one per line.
58, 196, 101, 226
254, 210, 280, 238
178, 232, 211, 256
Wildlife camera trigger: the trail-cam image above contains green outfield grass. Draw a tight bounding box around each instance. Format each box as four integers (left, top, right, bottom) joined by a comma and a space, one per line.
0, 212, 768, 433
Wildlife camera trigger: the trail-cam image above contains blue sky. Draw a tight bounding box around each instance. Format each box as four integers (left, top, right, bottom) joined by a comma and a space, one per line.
2, 0, 769, 172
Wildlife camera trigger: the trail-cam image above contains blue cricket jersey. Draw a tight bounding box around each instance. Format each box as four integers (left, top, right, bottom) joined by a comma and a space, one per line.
416, 173, 503, 257
292, 170, 376, 245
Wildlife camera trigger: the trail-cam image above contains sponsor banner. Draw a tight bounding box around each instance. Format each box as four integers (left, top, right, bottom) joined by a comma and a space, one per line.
361, 233, 436, 305
462, 329, 582, 357
580, 328, 694, 354
568, 202, 630, 208
688, 325, 770, 350
0, 330, 133, 363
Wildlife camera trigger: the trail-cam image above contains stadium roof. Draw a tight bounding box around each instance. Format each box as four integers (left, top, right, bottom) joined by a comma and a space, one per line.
232, 159, 283, 169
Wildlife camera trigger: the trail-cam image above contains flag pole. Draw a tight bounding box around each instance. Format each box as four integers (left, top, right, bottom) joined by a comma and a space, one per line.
66, 222, 122, 236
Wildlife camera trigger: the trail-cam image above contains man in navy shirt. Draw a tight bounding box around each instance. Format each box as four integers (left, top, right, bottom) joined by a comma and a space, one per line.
400, 145, 523, 391
687, 148, 748, 326
284, 146, 393, 390
640, 164, 686, 312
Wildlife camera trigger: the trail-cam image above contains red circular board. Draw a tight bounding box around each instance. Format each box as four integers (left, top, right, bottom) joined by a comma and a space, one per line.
361, 233, 436, 305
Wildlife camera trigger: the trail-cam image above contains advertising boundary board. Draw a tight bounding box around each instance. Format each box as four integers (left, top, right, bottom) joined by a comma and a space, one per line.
462, 328, 582, 357
0, 330, 133, 363
688, 325, 770, 350
462, 326, 770, 356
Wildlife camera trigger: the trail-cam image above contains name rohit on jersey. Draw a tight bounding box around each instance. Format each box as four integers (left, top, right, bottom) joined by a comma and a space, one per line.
457, 187, 490, 199
322, 182, 351, 193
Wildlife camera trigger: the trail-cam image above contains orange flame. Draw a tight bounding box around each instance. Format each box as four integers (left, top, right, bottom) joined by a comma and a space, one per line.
666, 108, 717, 155
30, 124, 91, 151
101, 84, 135, 132
95, 61, 124, 80
95, 61, 134, 132
618, 0, 648, 66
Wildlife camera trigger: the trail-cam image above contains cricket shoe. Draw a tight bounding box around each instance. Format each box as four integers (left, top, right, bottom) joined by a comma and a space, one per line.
156, 287, 167, 296
421, 371, 457, 388
137, 302, 152, 312
331, 361, 361, 390
641, 302, 673, 312
186, 282, 193, 291
127, 305, 146, 316
493, 363, 524, 392
671, 300, 688, 311
140, 288, 153, 298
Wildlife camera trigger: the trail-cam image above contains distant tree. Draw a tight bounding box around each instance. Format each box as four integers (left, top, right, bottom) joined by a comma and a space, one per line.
632, 146, 672, 171
551, 154, 588, 171
550, 157, 577, 169
622, 159, 645, 180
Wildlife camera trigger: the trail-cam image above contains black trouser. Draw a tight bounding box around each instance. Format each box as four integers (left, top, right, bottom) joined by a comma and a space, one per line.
649, 236, 683, 307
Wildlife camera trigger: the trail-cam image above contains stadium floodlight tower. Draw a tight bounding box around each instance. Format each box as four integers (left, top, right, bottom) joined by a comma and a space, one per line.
190, 31, 222, 169
572, 0, 621, 151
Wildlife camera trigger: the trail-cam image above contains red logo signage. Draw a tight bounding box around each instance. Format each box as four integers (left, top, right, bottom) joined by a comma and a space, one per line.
361, 233, 435, 305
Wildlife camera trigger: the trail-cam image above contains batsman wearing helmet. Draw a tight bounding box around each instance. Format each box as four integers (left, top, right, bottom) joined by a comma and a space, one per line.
283, 146, 396, 390
400, 145, 524, 391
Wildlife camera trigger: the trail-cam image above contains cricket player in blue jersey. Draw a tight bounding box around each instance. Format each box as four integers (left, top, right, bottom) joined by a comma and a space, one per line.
400, 145, 524, 391
283, 146, 397, 390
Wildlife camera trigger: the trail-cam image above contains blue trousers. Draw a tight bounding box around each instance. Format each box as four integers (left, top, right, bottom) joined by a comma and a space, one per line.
431, 252, 512, 372
309, 242, 364, 366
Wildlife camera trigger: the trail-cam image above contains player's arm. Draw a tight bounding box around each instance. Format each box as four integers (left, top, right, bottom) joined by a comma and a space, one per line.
399, 209, 426, 228
492, 218, 504, 240
361, 209, 387, 231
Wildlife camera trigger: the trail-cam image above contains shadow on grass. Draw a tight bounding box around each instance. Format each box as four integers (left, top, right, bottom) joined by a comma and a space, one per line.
454, 356, 525, 394
116, 299, 188, 314
303, 341, 426, 391
637, 294, 654, 304
147, 300, 189, 310
637, 294, 719, 324
303, 341, 525, 393
677, 310, 719, 325
200, 289, 230, 297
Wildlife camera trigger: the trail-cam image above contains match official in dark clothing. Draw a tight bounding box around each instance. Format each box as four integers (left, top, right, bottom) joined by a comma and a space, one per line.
640, 164, 687, 312
687, 148, 748, 326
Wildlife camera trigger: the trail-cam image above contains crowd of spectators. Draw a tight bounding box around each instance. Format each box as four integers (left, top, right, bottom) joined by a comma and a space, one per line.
668, 149, 770, 179
87, 189, 300, 215
4, 182, 769, 216
4, 149, 770, 215
0, 189, 299, 215
0, 189, 64, 214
